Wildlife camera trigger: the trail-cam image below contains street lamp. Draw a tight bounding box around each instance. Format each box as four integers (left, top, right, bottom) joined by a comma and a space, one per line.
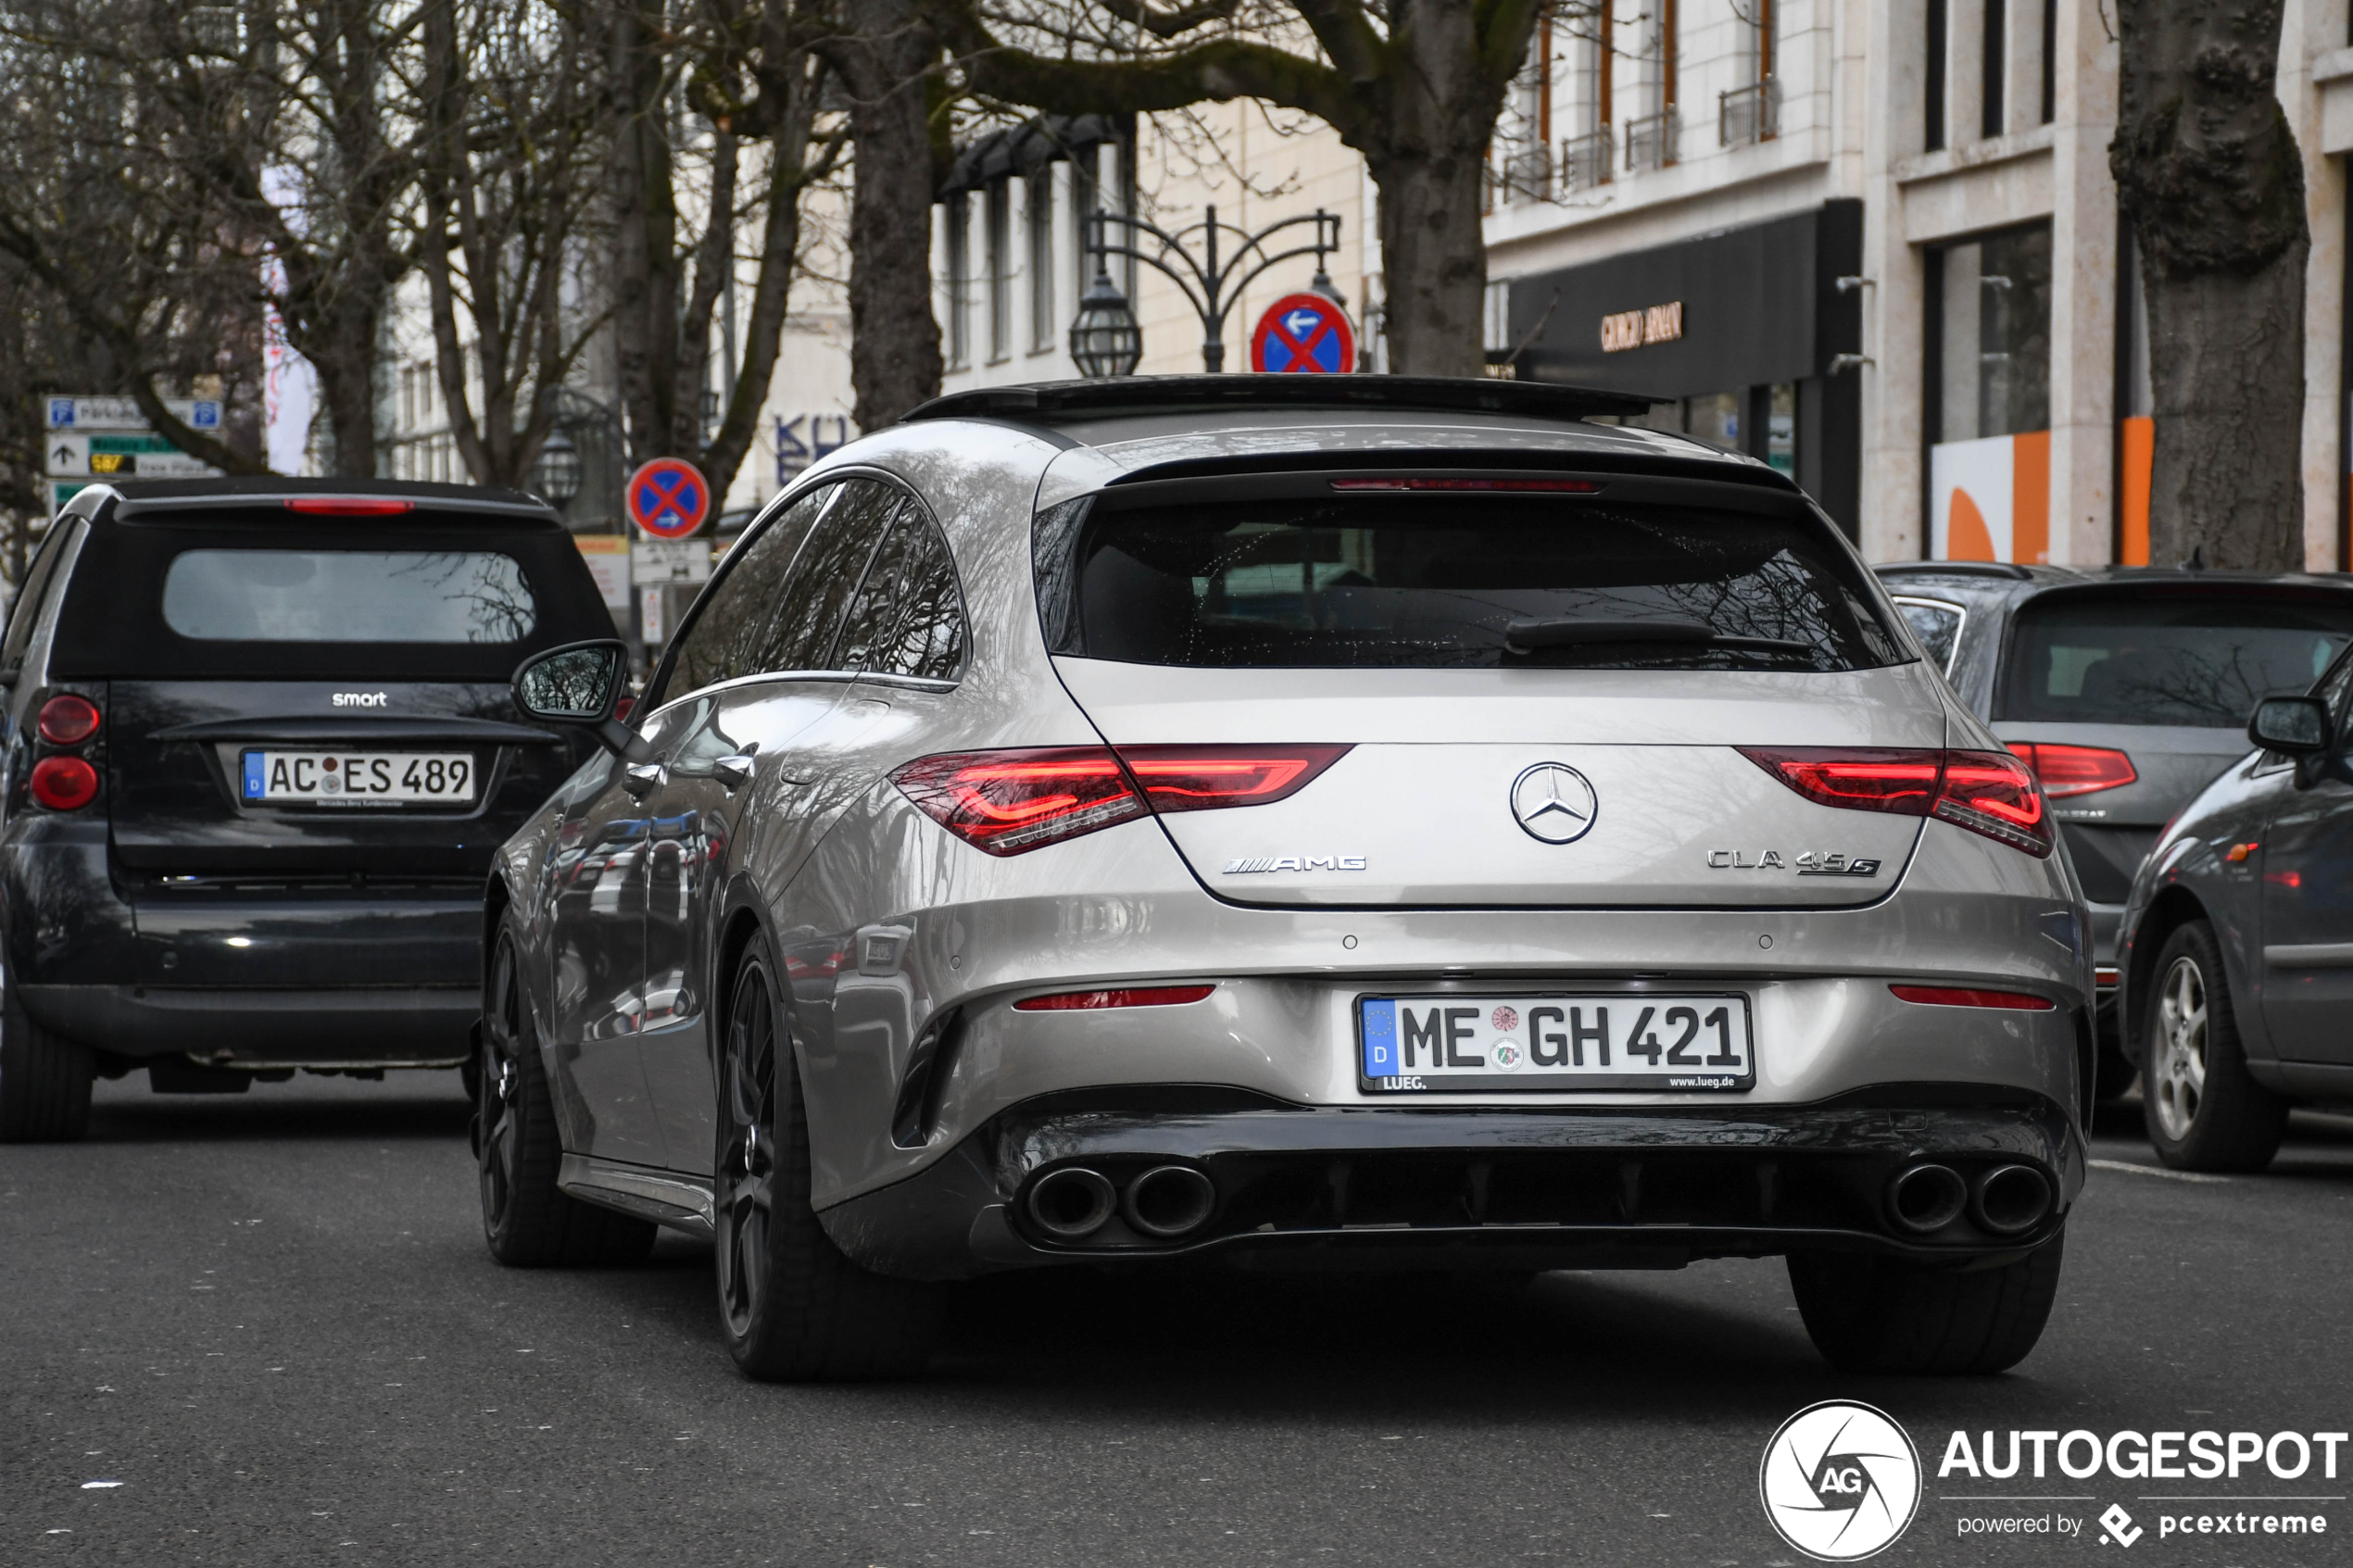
1068, 265, 1143, 379
531, 429, 584, 509
1074, 205, 1345, 373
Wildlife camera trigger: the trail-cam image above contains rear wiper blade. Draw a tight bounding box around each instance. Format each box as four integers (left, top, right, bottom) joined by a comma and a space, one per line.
1502, 616, 1814, 655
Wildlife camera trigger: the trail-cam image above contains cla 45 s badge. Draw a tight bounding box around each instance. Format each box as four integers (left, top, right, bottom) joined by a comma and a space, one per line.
1708, 849, 1883, 876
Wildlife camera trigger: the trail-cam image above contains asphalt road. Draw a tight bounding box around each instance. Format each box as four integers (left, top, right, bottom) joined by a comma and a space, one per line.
5, 1074, 2351, 1567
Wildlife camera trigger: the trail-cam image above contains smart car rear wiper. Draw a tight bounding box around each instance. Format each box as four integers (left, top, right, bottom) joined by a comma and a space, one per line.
1502, 615, 1814, 656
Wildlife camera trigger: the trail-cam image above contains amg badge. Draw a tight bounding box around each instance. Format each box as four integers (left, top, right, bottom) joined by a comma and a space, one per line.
1223, 855, 1368, 874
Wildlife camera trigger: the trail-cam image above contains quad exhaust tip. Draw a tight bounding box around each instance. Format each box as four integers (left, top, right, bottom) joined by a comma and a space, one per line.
1027, 1167, 1117, 1239
1972, 1163, 2053, 1235
1888, 1163, 1969, 1233
1123, 1164, 1217, 1238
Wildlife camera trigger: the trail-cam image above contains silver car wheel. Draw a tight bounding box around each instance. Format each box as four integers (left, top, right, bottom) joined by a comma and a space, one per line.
2152, 953, 2208, 1141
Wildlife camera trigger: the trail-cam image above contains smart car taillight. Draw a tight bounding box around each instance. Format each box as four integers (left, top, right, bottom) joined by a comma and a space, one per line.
889, 748, 1145, 856
1013, 985, 1216, 1011
1116, 745, 1351, 812
1740, 746, 2052, 858
30, 756, 99, 810
891, 744, 1353, 856
284, 496, 415, 515
2009, 742, 2135, 797
37, 693, 101, 745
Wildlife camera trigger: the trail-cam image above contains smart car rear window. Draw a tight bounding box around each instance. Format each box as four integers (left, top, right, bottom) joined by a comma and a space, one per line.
1042, 494, 1904, 672
161, 550, 536, 643
1998, 595, 2353, 727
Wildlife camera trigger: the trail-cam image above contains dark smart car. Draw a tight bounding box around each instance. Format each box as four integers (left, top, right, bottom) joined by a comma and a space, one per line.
0, 479, 614, 1140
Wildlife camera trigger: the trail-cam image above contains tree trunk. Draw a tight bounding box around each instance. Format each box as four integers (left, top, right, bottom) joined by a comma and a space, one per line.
1366, 150, 1490, 377
831, 0, 943, 431
2112, 0, 2309, 570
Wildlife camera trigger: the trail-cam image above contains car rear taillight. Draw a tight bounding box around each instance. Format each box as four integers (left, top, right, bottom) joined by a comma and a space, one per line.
889, 748, 1146, 856
30, 756, 99, 811
1116, 745, 1350, 813
1013, 985, 1215, 1011
283, 496, 415, 515
890, 745, 1353, 856
1890, 985, 2056, 1010
37, 694, 101, 745
2009, 742, 2136, 797
1328, 477, 1603, 494
1740, 746, 2053, 858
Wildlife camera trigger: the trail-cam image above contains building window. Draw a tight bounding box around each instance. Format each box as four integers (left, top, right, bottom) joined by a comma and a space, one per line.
986, 180, 1011, 363
944, 194, 970, 370
1626, 0, 1678, 171
1028, 170, 1055, 353
1926, 224, 2054, 562
1565, 4, 1615, 189
1722, 0, 1779, 146
1925, 0, 1947, 151
1981, 0, 2006, 139
1499, 19, 1554, 203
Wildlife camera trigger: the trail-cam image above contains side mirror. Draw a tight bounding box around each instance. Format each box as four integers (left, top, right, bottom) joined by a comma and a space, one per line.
512, 639, 651, 762
2250, 695, 2330, 754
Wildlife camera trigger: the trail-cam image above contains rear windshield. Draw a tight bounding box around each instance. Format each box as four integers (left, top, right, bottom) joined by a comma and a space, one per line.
162, 550, 536, 643
1043, 495, 1905, 672
1998, 595, 2353, 727
47, 511, 611, 682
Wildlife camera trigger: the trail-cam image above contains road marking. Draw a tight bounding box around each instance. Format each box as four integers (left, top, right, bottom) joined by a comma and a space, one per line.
2090, 1157, 2231, 1185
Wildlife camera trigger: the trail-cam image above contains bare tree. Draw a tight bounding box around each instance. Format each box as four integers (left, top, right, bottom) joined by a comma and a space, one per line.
600, 0, 841, 501
921, 0, 1548, 377
415, 0, 604, 487
2111, 0, 2309, 570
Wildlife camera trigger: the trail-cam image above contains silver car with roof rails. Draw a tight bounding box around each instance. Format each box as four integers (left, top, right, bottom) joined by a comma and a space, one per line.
483, 376, 2090, 1381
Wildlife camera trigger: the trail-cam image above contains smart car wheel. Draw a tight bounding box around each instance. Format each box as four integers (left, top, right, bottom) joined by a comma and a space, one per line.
712, 935, 939, 1382
2142, 922, 2286, 1173
0, 977, 93, 1143
1787, 1226, 2065, 1375
477, 925, 656, 1267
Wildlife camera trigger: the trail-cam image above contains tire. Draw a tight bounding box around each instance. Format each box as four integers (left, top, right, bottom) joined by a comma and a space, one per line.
1787, 1228, 2066, 1375
0, 985, 93, 1142
713, 936, 940, 1381
476, 926, 657, 1268
2141, 921, 2287, 1173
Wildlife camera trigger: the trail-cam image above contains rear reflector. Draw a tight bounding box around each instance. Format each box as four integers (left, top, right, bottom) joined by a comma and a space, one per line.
1890, 985, 2057, 1011
29, 756, 99, 811
1329, 477, 1602, 494
890, 745, 1352, 856
37, 693, 101, 746
284, 497, 416, 515
2009, 742, 2136, 797
1740, 746, 2052, 858
1014, 985, 1215, 1011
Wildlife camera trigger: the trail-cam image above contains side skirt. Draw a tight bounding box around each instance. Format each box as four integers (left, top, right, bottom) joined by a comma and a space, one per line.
557, 1154, 714, 1236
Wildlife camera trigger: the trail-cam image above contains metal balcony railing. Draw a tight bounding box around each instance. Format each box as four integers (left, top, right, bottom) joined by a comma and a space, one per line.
1720, 77, 1781, 147
1496, 145, 1554, 205
1561, 128, 1614, 192
1625, 110, 1679, 172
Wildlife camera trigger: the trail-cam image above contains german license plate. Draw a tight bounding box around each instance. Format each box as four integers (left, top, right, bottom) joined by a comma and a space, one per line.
1358, 993, 1753, 1093
240, 750, 476, 807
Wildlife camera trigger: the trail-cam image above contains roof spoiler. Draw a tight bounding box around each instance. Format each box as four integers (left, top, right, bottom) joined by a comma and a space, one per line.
903, 374, 1662, 426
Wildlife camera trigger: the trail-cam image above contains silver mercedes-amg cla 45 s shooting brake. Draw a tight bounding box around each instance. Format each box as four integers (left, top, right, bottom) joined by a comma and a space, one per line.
479, 377, 2091, 1381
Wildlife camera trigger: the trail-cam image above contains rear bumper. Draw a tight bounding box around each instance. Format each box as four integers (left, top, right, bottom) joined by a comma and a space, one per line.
818, 1088, 2084, 1282
17, 983, 475, 1065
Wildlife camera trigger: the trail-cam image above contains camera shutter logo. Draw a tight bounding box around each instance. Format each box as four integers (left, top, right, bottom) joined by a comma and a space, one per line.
1758, 1400, 1921, 1561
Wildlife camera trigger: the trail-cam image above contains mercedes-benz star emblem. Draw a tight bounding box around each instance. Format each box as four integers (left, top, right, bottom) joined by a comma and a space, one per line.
1510, 762, 1598, 845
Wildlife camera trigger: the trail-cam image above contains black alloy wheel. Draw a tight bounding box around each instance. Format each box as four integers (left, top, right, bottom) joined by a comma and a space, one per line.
476, 925, 655, 1267
712, 936, 940, 1381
